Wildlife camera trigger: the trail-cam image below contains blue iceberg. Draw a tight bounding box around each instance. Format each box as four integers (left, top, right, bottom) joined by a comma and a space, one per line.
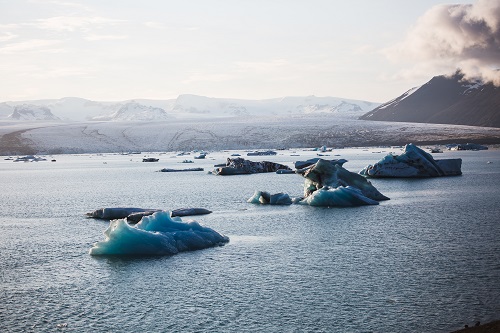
89, 211, 229, 256
299, 186, 379, 206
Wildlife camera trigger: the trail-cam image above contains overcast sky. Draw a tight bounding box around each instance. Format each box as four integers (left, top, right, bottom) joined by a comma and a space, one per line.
1, 0, 497, 103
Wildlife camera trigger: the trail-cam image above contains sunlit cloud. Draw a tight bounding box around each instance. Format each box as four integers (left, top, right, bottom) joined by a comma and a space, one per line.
181, 73, 234, 84
144, 21, 168, 30
0, 39, 63, 54
32, 16, 125, 32
385, 0, 500, 85
234, 59, 291, 73
84, 34, 128, 41
27, 0, 91, 12
0, 32, 18, 43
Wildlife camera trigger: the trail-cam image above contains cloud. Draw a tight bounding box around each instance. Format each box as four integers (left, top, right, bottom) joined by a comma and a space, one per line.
33, 16, 124, 32
386, 0, 500, 85
84, 34, 128, 41
0, 39, 63, 54
0, 32, 18, 43
181, 73, 234, 85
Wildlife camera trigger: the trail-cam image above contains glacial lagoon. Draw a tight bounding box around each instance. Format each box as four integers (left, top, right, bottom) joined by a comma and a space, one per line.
1, 147, 499, 332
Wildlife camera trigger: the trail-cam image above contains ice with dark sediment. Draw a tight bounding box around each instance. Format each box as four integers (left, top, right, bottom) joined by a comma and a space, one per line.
297, 159, 389, 206
360, 143, 462, 178
214, 157, 291, 175
247, 191, 294, 205
249, 158, 389, 207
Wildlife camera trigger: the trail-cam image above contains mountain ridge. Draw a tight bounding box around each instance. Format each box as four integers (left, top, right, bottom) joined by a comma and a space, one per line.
359, 72, 500, 128
1, 95, 380, 122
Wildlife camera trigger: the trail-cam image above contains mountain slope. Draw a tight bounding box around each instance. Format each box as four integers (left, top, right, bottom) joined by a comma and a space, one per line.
360, 72, 500, 128
91, 102, 171, 121
8, 104, 60, 121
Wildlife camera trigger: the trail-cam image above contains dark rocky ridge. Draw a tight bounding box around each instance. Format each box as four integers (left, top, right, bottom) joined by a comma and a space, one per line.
360, 72, 500, 128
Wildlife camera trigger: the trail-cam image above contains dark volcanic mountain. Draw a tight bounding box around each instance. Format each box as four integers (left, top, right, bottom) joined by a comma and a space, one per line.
360, 72, 500, 128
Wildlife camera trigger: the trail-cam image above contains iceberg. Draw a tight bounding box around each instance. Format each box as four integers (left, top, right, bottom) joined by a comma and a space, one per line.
360, 143, 462, 178
298, 159, 389, 206
294, 158, 347, 170
87, 207, 212, 223
86, 207, 161, 220
300, 186, 379, 206
247, 191, 294, 205
249, 159, 388, 207
214, 157, 291, 175
89, 211, 229, 256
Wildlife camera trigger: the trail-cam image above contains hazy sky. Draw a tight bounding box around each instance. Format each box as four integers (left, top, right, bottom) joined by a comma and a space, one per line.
1, 0, 496, 103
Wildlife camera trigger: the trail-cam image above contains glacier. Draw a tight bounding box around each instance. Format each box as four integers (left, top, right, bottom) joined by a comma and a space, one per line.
360, 143, 462, 178
89, 211, 229, 256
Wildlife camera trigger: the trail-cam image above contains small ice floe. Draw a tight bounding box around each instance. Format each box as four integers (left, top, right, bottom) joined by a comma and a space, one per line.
214, 157, 291, 175
158, 167, 204, 172
246, 150, 277, 156
87, 207, 212, 223
89, 211, 228, 256
13, 155, 47, 162
194, 153, 206, 159
247, 191, 295, 205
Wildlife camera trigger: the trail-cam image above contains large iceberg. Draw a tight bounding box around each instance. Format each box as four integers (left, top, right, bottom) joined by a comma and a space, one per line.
249, 158, 389, 207
89, 211, 229, 256
298, 159, 389, 206
360, 143, 462, 178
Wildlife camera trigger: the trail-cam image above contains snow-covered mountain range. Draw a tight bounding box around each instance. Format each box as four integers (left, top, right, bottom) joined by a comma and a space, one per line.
0, 95, 380, 121
7, 104, 60, 121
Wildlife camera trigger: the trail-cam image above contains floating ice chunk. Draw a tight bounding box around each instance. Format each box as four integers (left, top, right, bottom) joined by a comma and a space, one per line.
247, 191, 293, 205
300, 186, 379, 206
86, 207, 161, 220
299, 159, 389, 201
360, 143, 462, 178
214, 157, 291, 175
89, 211, 229, 256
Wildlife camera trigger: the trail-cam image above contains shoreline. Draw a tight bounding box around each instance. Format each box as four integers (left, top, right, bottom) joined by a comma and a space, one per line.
450, 319, 500, 333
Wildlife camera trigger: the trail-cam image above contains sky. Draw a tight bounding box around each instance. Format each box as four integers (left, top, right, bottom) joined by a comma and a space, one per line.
0, 0, 498, 103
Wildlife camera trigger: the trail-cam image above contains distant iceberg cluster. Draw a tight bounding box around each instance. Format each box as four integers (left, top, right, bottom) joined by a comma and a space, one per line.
89, 211, 229, 256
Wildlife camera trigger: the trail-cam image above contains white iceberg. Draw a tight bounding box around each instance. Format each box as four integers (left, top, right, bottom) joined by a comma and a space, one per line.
89, 211, 229, 256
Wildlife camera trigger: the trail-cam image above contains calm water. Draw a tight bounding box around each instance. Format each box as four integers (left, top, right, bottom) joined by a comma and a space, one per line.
1, 148, 499, 333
